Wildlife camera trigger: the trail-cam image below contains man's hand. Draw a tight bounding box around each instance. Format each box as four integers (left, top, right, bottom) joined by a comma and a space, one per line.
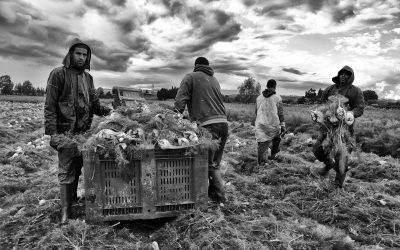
345, 111, 354, 125
280, 123, 286, 135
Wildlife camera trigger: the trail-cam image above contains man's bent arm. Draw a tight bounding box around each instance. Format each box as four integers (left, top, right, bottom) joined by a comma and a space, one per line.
351, 87, 365, 118
44, 69, 60, 135
277, 101, 285, 124
174, 74, 192, 113
89, 79, 111, 117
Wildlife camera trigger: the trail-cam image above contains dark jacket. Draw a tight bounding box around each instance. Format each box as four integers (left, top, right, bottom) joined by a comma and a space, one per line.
321, 65, 364, 118
44, 39, 110, 135
174, 64, 227, 125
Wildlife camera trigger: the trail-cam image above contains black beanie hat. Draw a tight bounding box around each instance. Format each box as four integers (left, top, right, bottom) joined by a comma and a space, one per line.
267, 79, 277, 88
194, 57, 209, 66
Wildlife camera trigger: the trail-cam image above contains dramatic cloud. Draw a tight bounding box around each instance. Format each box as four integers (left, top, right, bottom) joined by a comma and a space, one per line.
361, 17, 389, 25
0, 0, 399, 99
278, 80, 327, 91
282, 68, 306, 75
179, 9, 241, 53
334, 31, 385, 56
88, 39, 134, 72
331, 6, 356, 23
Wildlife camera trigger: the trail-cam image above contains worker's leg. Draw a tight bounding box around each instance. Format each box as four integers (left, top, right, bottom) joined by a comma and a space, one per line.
312, 133, 333, 176
71, 154, 83, 203
212, 123, 228, 167
56, 140, 80, 224
204, 123, 228, 203
333, 150, 349, 188
257, 141, 270, 164
334, 171, 347, 188
269, 136, 281, 160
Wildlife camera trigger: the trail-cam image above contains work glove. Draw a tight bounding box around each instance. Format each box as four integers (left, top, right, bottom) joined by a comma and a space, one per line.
50, 134, 80, 155
345, 111, 354, 125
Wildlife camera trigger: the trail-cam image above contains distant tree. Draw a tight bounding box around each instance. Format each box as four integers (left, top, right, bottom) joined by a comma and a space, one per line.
96, 87, 105, 98
14, 83, 23, 95
223, 95, 232, 103
0, 75, 11, 84
157, 87, 178, 100
22, 80, 35, 95
234, 94, 241, 103
237, 77, 260, 104
297, 96, 306, 104
305, 88, 316, 100
167, 86, 178, 99
363, 90, 378, 103
157, 88, 169, 100
1, 82, 14, 95
0, 75, 14, 95
35, 87, 45, 96
105, 92, 113, 98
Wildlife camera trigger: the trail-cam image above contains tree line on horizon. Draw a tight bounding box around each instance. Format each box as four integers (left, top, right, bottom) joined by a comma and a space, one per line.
2, 74, 396, 108
155, 77, 384, 106
0, 75, 45, 96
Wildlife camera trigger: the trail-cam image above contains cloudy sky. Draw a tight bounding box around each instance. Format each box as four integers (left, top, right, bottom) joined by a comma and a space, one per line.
1, 0, 399, 99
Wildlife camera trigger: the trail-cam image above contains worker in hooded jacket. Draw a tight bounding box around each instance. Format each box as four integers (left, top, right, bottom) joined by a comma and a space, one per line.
255, 79, 286, 164
313, 65, 364, 188
44, 38, 111, 224
174, 57, 228, 204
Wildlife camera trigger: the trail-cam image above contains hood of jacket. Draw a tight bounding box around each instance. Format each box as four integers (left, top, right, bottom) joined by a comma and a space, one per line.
332, 65, 354, 86
262, 88, 276, 98
62, 38, 91, 71
193, 64, 214, 76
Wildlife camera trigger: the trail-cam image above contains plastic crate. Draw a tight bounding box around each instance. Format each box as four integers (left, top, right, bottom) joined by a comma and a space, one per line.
83, 147, 208, 223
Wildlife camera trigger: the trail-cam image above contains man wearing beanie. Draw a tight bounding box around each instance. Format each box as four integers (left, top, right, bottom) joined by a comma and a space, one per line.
174, 57, 228, 205
255, 79, 285, 164
313, 65, 364, 188
44, 38, 111, 224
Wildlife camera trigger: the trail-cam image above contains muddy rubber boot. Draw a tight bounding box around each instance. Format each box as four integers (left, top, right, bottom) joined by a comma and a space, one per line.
60, 184, 72, 224
334, 171, 346, 188
317, 165, 331, 177
269, 137, 281, 160
208, 169, 226, 204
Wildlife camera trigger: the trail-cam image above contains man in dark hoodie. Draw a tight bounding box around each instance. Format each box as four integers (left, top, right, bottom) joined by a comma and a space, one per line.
255, 79, 285, 164
174, 57, 228, 204
44, 38, 111, 224
313, 65, 364, 188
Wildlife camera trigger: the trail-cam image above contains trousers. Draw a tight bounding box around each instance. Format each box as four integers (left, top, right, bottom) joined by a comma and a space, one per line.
202, 122, 228, 202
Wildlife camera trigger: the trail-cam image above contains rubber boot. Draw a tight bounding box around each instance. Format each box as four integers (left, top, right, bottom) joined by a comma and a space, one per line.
334, 171, 346, 188
269, 137, 281, 160
208, 168, 226, 203
60, 184, 72, 224
257, 141, 269, 165
71, 177, 79, 203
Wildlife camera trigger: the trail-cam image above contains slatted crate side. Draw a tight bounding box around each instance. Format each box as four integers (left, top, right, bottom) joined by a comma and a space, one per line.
155, 156, 193, 204
84, 152, 144, 222
83, 151, 103, 222
101, 159, 142, 209
84, 147, 208, 222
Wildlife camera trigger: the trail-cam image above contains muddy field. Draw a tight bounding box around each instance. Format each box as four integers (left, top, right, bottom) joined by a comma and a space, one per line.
1, 99, 400, 250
